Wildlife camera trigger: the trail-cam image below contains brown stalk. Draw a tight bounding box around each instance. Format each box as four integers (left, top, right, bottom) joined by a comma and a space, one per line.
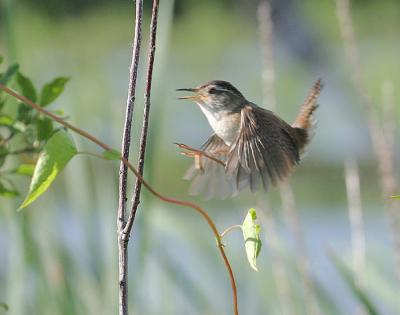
0, 83, 239, 315
124, 0, 160, 238
117, 1, 143, 313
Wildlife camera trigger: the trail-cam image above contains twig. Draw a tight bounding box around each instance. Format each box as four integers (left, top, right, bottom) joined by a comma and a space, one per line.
118, 0, 143, 229
344, 158, 366, 282
0, 83, 239, 315
335, 0, 400, 278
117, 1, 143, 313
220, 225, 242, 239
124, 0, 160, 238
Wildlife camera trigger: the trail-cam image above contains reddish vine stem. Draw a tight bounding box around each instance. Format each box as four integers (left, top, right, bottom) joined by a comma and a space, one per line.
117, 1, 143, 314
0, 83, 239, 315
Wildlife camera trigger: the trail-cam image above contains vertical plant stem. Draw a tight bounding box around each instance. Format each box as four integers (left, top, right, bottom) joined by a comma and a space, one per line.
258, 200, 295, 315
258, 1, 320, 314
124, 0, 160, 238
335, 0, 400, 278
117, 1, 143, 314
279, 182, 321, 315
257, 2, 295, 314
344, 159, 366, 281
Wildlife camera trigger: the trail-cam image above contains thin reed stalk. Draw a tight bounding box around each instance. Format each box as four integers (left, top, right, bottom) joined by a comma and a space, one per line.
344, 159, 366, 279
257, 2, 295, 314
257, 199, 295, 315
258, 1, 321, 314
335, 0, 400, 278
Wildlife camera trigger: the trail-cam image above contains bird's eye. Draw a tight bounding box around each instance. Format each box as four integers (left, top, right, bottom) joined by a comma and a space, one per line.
209, 87, 217, 94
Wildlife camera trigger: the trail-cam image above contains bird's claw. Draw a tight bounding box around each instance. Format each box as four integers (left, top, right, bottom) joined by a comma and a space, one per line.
175, 143, 205, 171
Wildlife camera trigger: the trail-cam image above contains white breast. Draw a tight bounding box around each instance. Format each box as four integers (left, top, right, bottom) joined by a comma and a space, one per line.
199, 107, 240, 146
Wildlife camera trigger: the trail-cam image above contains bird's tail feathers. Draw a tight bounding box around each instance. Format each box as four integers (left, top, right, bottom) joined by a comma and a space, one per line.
292, 78, 323, 130
292, 78, 323, 152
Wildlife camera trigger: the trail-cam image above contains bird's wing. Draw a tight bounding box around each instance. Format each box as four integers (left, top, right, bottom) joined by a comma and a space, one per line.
225, 104, 304, 193
183, 134, 234, 199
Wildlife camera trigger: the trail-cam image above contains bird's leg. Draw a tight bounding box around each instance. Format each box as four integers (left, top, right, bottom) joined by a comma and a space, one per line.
175, 143, 226, 169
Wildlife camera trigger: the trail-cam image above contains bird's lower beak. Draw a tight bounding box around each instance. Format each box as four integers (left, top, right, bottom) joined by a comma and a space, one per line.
176, 88, 200, 100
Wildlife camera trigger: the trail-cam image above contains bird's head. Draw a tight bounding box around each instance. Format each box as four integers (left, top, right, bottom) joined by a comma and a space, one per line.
177, 80, 246, 112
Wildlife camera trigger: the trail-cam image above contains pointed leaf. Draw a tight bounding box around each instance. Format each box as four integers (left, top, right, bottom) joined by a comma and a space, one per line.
17, 102, 33, 123
242, 208, 262, 271
36, 117, 54, 141
39, 77, 69, 107
17, 72, 37, 102
329, 251, 381, 315
0, 115, 14, 126
0, 63, 19, 85
103, 149, 121, 160
392, 195, 400, 199
18, 130, 77, 210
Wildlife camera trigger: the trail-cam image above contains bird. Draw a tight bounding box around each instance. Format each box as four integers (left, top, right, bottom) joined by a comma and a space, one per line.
176, 79, 323, 199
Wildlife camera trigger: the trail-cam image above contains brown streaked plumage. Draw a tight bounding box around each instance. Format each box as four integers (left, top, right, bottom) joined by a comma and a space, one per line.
177, 79, 323, 199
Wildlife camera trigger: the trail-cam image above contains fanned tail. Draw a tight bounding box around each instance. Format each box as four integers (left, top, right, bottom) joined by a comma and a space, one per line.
292, 78, 323, 150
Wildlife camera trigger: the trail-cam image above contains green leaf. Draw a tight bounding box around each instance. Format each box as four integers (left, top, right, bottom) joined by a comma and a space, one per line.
39, 77, 69, 107
0, 63, 19, 85
102, 149, 121, 160
0, 115, 13, 126
0, 56, 4, 64
242, 208, 262, 271
392, 195, 400, 199
17, 72, 37, 102
14, 164, 35, 176
0, 182, 19, 198
18, 130, 77, 210
0, 302, 8, 311
36, 117, 54, 141
329, 251, 381, 315
0, 115, 26, 132
17, 103, 33, 123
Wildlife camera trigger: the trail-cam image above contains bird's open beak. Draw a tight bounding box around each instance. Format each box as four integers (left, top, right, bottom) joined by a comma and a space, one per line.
176, 88, 200, 100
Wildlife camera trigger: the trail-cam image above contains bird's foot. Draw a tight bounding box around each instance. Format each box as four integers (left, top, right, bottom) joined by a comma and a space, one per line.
174, 143, 226, 169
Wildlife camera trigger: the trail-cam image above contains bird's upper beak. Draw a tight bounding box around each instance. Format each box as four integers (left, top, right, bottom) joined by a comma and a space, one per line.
176, 88, 200, 100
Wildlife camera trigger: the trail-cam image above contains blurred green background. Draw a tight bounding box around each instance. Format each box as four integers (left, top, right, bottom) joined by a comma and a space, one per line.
1, 0, 399, 314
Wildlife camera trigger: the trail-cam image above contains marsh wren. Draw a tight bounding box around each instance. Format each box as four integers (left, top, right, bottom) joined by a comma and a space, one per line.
176, 79, 323, 199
